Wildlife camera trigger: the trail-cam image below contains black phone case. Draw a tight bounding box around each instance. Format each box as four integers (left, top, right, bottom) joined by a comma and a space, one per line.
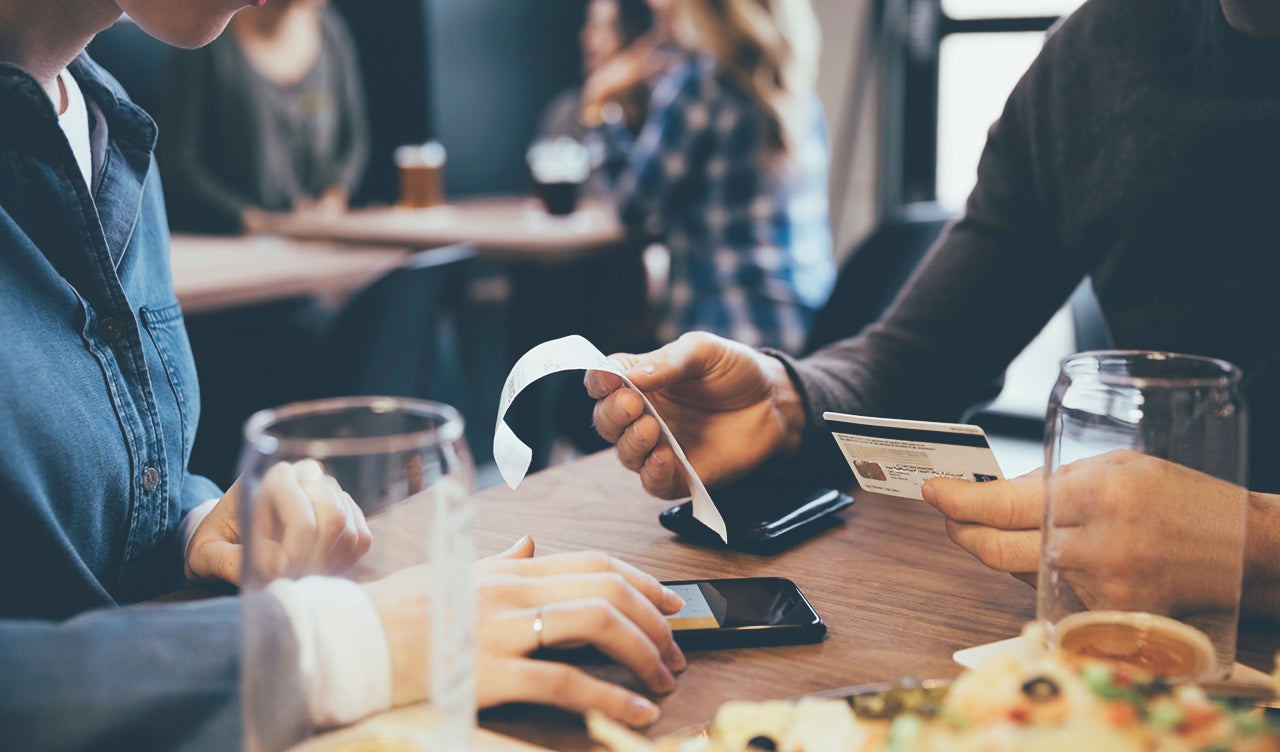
658, 482, 854, 554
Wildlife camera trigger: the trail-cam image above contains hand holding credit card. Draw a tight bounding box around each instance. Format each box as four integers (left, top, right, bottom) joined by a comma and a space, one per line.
823, 412, 1005, 500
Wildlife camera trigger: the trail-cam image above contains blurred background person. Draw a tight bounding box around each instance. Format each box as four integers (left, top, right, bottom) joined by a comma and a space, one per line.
162, 0, 369, 235
538, 0, 655, 149
582, 0, 836, 355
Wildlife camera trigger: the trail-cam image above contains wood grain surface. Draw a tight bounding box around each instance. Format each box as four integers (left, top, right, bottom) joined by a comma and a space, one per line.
471, 451, 1275, 750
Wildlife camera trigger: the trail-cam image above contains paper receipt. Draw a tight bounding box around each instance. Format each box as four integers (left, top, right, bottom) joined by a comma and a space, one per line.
494, 335, 728, 542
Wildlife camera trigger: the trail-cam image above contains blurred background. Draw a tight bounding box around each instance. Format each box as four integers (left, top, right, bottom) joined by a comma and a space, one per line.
88, 0, 1086, 490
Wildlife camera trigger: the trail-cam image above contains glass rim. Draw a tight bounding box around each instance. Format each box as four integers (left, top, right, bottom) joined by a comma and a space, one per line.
1060, 350, 1242, 388
242, 396, 465, 458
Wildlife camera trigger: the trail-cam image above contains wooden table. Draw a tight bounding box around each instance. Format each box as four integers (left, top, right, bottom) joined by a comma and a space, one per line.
469, 451, 1280, 751
256, 196, 625, 263
169, 234, 411, 314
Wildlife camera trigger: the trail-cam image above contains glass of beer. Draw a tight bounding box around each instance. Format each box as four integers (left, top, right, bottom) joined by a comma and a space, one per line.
1038, 351, 1247, 680
395, 142, 447, 209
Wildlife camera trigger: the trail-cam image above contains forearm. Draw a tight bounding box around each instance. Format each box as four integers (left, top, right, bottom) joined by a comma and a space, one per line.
0, 596, 306, 752
1243, 490, 1280, 621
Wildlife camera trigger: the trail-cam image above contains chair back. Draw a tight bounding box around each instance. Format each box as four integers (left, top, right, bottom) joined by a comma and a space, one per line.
803, 202, 953, 355
297, 243, 477, 402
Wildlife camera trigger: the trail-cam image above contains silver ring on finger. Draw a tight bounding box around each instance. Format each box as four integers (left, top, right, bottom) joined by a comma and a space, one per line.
532, 606, 545, 650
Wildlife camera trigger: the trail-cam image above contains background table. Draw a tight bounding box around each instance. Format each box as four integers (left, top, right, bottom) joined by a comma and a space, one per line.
256, 196, 624, 263
471, 451, 1280, 751
170, 234, 410, 314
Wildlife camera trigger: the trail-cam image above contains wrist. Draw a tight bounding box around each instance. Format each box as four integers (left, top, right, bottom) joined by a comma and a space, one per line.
1243, 490, 1280, 621
759, 352, 806, 457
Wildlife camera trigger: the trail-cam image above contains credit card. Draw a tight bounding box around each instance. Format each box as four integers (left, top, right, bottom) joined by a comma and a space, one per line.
823, 412, 1004, 500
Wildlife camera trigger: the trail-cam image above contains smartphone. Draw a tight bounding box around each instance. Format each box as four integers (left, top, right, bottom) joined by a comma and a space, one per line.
662, 577, 826, 650
659, 485, 854, 554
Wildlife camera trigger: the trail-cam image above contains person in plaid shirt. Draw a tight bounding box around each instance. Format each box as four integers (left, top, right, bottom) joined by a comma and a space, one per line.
584, 0, 835, 354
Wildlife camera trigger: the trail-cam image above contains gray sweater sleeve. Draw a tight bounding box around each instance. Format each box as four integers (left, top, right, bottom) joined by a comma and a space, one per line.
0, 595, 308, 752
163, 47, 256, 229
771, 27, 1088, 486
324, 9, 369, 196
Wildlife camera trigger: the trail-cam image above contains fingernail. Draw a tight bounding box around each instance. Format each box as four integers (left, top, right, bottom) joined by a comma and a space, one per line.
666, 642, 687, 672
629, 696, 661, 727
507, 535, 531, 552
920, 481, 937, 507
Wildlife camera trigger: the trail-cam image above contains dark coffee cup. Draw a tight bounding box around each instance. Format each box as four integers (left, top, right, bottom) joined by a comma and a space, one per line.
535, 180, 581, 216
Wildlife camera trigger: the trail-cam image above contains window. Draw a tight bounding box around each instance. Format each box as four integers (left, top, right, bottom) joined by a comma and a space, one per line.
891, 0, 1085, 210
885, 0, 1086, 459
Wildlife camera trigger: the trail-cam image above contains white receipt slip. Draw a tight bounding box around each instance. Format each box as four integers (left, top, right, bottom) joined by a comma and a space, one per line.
494, 335, 729, 542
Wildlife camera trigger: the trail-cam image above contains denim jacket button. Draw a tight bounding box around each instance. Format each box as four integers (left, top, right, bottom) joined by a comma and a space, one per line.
142, 466, 160, 492
99, 317, 123, 342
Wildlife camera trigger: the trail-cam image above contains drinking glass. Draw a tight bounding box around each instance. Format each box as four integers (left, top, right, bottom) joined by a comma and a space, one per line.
395, 142, 447, 209
239, 397, 475, 751
526, 137, 590, 216
1038, 351, 1247, 679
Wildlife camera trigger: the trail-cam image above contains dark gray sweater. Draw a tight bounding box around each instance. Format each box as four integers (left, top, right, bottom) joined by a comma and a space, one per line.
782, 0, 1280, 491
161, 8, 369, 233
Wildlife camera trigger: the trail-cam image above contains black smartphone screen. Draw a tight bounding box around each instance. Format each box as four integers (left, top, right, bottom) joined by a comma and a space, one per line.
661, 577, 826, 649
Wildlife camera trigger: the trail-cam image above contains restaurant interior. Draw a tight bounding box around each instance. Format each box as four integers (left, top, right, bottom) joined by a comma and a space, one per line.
5, 0, 1280, 750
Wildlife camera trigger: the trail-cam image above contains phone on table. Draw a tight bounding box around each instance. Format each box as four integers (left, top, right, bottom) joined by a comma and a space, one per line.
659, 482, 854, 554
662, 577, 826, 650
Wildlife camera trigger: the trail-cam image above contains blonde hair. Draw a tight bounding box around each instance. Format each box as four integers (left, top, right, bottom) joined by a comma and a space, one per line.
673, 0, 821, 161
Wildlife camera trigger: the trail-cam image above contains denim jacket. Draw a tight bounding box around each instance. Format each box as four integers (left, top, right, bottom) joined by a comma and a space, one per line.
0, 56, 310, 751
0, 54, 221, 616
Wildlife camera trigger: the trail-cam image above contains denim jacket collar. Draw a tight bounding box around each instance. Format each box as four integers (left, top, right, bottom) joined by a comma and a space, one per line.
0, 54, 157, 270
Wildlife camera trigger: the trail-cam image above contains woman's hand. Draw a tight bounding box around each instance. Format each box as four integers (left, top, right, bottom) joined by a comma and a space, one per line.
580, 34, 663, 127
365, 537, 687, 728
922, 450, 1250, 616
185, 459, 372, 585
585, 332, 807, 499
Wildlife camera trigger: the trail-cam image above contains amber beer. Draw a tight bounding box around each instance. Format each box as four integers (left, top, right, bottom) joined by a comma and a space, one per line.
395, 142, 446, 209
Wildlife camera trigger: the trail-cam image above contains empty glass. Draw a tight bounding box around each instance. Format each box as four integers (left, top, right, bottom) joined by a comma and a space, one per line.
238, 397, 475, 751
1038, 351, 1247, 680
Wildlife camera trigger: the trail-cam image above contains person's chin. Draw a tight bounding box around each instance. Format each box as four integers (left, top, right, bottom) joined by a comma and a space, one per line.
135, 17, 235, 49
1219, 0, 1280, 37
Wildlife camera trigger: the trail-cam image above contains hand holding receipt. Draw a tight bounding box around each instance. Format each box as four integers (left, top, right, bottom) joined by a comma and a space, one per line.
494, 335, 730, 542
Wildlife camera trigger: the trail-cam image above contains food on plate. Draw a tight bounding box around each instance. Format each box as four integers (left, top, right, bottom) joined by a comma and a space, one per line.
587, 629, 1279, 751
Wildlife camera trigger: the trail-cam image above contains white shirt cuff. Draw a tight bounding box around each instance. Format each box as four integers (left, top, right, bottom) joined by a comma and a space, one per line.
180, 498, 219, 572
267, 576, 394, 728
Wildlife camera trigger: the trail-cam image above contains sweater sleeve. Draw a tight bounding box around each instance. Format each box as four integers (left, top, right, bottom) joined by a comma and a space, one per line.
162, 47, 255, 230
324, 9, 370, 196
0, 595, 308, 752
771, 38, 1089, 486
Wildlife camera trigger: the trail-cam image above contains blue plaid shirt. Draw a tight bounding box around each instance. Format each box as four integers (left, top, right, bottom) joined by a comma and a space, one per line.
600, 53, 835, 353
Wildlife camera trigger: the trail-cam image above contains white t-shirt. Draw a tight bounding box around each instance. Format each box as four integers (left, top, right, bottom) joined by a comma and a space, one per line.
53, 69, 93, 189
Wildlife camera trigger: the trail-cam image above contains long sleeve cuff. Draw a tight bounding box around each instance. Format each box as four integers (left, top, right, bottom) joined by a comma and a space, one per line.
267, 577, 393, 728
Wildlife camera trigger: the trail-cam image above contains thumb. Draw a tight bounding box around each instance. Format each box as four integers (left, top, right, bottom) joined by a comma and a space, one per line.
189, 538, 245, 586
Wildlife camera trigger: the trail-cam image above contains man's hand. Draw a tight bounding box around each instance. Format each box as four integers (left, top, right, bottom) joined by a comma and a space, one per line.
923, 450, 1250, 616
585, 332, 807, 499
185, 459, 372, 585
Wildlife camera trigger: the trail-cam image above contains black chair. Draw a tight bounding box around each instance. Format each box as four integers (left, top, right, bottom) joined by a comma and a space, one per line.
803, 201, 953, 355
297, 243, 475, 398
